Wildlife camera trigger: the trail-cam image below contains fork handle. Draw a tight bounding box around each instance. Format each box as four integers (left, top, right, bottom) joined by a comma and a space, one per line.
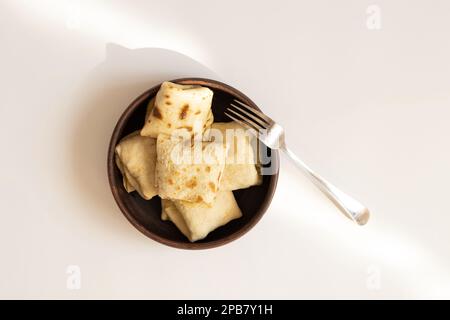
282, 146, 370, 225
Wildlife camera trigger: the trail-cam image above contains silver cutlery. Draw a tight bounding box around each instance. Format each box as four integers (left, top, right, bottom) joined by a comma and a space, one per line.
226, 99, 370, 225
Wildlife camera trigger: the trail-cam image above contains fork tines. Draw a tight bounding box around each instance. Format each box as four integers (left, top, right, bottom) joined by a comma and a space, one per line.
225, 99, 272, 131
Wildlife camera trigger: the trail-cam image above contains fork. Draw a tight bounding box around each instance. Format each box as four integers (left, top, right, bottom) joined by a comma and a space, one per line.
225, 99, 370, 225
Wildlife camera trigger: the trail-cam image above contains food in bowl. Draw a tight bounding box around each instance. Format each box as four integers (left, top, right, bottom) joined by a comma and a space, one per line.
114, 81, 262, 242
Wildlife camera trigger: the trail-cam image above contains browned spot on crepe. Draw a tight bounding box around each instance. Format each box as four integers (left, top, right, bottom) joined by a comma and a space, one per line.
179, 104, 189, 120
185, 178, 197, 188
208, 182, 216, 192
168, 179, 174, 185
167, 123, 172, 128
164, 94, 170, 99
195, 110, 201, 115
166, 101, 172, 106
205, 166, 211, 173
195, 195, 203, 203
152, 106, 163, 120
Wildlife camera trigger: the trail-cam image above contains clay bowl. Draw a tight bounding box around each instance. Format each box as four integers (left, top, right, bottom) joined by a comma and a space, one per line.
107, 78, 279, 249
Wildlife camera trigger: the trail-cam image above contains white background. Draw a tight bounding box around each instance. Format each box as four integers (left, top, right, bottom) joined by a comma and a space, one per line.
1, 0, 450, 299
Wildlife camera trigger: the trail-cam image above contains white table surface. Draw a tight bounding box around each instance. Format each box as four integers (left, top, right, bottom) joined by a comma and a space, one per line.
1, 0, 450, 299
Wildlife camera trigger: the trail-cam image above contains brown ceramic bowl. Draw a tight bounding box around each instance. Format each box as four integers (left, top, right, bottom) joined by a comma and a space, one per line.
107, 78, 279, 249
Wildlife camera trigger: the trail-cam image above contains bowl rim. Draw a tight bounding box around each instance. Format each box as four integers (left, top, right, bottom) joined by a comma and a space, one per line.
107, 78, 280, 249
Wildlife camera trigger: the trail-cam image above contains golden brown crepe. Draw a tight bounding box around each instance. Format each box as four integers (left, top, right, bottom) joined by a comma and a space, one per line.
140, 81, 214, 138
205, 122, 262, 190
155, 133, 227, 205
115, 155, 135, 193
161, 192, 242, 242
115, 131, 157, 200
161, 202, 169, 221
123, 177, 135, 193
114, 82, 257, 242
161, 199, 191, 237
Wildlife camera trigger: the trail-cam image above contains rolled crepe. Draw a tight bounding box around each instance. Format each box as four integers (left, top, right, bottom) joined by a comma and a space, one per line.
140, 81, 214, 138
123, 177, 135, 192
115, 131, 157, 200
115, 155, 136, 192
161, 199, 190, 237
205, 122, 262, 190
162, 191, 242, 242
156, 133, 227, 204
161, 202, 169, 221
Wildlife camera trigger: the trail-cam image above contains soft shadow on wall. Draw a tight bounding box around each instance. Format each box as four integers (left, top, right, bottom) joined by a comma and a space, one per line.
70, 44, 219, 241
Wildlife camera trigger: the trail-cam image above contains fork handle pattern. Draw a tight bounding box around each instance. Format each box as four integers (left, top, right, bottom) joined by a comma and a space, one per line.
282, 146, 370, 225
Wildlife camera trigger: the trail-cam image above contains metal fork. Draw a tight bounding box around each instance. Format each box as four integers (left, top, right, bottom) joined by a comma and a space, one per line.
225, 99, 370, 225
